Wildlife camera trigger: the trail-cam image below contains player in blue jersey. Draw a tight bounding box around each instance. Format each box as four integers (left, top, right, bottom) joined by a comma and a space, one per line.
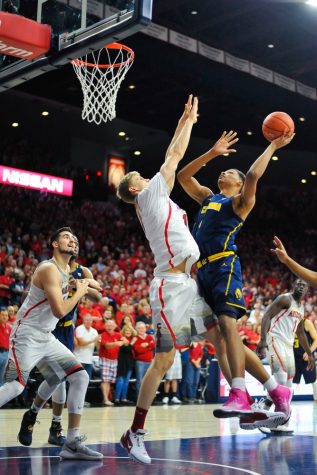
178, 129, 294, 419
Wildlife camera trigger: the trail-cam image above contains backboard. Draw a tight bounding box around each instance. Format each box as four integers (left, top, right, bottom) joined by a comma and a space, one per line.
0, 0, 152, 91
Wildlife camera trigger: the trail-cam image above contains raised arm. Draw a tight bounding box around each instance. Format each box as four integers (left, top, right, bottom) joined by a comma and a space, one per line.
271, 236, 317, 287
256, 294, 291, 359
236, 131, 294, 216
177, 130, 239, 205
160, 96, 198, 191
37, 263, 89, 318
164, 95, 192, 159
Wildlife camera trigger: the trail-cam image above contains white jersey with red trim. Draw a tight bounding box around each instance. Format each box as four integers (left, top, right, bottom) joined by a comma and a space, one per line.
267, 293, 304, 346
12, 259, 69, 334
136, 173, 200, 275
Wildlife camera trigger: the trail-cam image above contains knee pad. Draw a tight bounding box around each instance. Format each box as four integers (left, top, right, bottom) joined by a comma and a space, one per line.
51, 381, 67, 404
66, 369, 89, 416
274, 370, 288, 386
0, 380, 24, 407
38, 380, 61, 402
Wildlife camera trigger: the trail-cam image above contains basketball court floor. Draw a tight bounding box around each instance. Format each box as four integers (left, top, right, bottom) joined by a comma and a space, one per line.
0, 401, 316, 474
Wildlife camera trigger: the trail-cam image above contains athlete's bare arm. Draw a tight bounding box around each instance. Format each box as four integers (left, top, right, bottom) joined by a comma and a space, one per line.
81, 266, 102, 300
234, 131, 294, 219
256, 294, 291, 359
303, 319, 317, 359
160, 96, 198, 191
271, 236, 317, 287
177, 131, 238, 205
34, 263, 89, 318
296, 319, 315, 370
165, 95, 192, 159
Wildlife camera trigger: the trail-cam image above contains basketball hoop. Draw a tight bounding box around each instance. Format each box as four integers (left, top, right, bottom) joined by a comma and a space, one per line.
71, 42, 134, 125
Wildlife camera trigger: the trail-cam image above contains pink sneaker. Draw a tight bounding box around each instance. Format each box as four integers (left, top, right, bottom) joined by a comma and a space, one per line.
245, 389, 254, 406
213, 388, 252, 418
268, 385, 293, 421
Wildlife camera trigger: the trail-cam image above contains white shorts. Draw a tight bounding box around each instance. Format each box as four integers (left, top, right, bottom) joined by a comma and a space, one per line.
150, 272, 217, 352
165, 350, 182, 380
7, 326, 82, 387
267, 335, 295, 381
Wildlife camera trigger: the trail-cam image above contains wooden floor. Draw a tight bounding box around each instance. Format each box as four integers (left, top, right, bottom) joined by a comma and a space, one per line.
0, 401, 316, 474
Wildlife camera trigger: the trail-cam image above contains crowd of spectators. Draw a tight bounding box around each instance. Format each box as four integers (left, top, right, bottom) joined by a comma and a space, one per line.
1, 146, 317, 403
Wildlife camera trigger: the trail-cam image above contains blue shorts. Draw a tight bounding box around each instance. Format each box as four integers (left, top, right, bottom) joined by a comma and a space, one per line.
293, 356, 316, 384
52, 324, 74, 351
197, 253, 246, 319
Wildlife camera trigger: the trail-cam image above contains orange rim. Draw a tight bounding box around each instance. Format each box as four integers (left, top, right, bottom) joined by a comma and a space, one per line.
71, 42, 134, 69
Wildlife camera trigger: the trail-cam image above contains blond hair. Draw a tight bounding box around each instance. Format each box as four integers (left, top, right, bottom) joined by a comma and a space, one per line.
121, 324, 137, 337
116, 171, 139, 204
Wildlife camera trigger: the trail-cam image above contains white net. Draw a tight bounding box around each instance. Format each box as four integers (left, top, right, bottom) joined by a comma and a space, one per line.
72, 43, 134, 125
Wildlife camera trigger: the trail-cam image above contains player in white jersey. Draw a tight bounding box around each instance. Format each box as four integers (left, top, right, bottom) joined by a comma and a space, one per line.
118, 95, 217, 464
0, 227, 102, 460
256, 279, 314, 434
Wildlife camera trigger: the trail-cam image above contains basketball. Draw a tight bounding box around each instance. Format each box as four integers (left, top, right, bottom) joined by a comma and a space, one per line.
262, 111, 295, 142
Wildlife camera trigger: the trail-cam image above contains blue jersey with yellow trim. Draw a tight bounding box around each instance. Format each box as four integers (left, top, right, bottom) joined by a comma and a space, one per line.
193, 193, 244, 258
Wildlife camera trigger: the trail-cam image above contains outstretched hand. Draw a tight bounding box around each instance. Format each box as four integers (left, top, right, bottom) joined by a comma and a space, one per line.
271, 236, 289, 263
211, 130, 239, 156
179, 95, 199, 125
271, 130, 295, 150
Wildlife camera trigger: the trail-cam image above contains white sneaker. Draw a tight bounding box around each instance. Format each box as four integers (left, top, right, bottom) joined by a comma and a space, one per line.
120, 429, 151, 464
60, 436, 103, 460
162, 397, 169, 404
170, 396, 181, 404
251, 397, 273, 412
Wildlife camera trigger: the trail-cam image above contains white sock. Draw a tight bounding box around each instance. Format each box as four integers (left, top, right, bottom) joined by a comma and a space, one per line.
264, 376, 278, 392
231, 377, 245, 391
52, 415, 62, 423
67, 427, 80, 442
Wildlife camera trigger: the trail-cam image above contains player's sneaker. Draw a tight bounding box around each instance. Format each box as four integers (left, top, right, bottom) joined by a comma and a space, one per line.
259, 425, 294, 435
170, 396, 181, 404
162, 397, 169, 404
213, 388, 252, 418
48, 421, 66, 446
120, 429, 151, 464
246, 389, 255, 406
268, 385, 293, 420
18, 409, 38, 446
60, 436, 103, 460
251, 397, 273, 412
239, 409, 286, 430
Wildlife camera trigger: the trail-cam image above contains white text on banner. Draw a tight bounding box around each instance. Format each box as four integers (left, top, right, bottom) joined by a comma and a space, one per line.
169, 30, 197, 53
141, 22, 168, 42
198, 41, 225, 64
296, 81, 317, 101
274, 72, 296, 92
250, 63, 273, 83
225, 53, 250, 73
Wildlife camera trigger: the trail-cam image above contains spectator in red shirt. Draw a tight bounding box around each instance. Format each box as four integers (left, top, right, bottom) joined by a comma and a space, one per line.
0, 308, 11, 386
116, 302, 135, 328
0, 267, 14, 306
99, 320, 126, 406
78, 295, 102, 327
188, 342, 203, 402
132, 322, 155, 395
